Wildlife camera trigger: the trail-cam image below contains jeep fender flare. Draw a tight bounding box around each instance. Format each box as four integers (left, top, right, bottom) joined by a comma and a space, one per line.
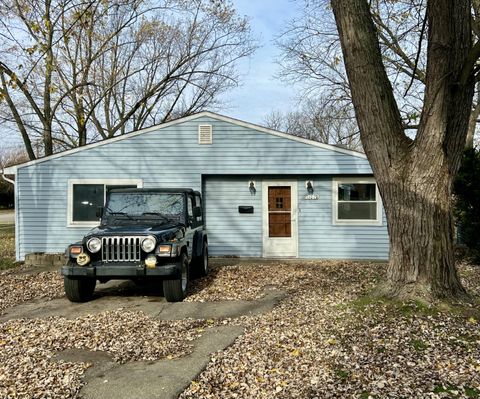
193, 230, 207, 258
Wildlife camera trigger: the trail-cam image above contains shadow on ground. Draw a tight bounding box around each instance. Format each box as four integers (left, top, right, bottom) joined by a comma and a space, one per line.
84, 260, 224, 300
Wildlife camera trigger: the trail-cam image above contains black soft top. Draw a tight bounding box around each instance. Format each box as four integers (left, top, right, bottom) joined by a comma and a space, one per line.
108, 188, 201, 196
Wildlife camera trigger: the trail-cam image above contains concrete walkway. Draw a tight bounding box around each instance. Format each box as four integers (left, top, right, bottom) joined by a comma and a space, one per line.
58, 325, 245, 399
2, 278, 286, 399
1, 282, 286, 322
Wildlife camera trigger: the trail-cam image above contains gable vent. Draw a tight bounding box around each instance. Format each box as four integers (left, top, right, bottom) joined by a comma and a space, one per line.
198, 124, 212, 144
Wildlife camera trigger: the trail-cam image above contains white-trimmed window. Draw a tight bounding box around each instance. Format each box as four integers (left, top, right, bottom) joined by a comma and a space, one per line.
67, 179, 143, 227
332, 177, 382, 226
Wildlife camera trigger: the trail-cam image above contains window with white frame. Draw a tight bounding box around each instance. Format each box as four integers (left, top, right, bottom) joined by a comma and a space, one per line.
68, 179, 143, 226
332, 178, 382, 225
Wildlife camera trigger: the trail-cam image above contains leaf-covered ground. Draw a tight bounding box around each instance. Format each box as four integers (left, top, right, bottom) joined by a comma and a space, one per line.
0, 260, 479, 398
185, 261, 480, 399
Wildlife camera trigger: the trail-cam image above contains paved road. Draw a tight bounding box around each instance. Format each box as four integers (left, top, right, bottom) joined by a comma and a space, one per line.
0, 211, 14, 224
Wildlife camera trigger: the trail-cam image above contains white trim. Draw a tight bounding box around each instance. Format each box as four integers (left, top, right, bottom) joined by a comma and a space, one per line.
205, 113, 367, 159
67, 179, 143, 228
332, 177, 383, 226
3, 111, 366, 175
14, 176, 19, 261
262, 180, 299, 258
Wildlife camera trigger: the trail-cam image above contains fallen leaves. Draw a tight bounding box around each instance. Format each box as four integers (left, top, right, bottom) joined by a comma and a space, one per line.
0, 269, 63, 314
180, 261, 480, 399
1, 260, 480, 398
0, 310, 209, 398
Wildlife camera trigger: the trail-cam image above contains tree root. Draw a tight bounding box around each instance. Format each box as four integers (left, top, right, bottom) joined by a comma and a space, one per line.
375, 280, 472, 305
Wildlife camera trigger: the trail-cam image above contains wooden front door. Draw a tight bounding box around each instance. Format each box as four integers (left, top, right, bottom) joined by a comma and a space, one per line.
268, 187, 291, 237
262, 181, 298, 257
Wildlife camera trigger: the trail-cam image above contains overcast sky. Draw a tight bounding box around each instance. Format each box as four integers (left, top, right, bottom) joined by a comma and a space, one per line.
220, 0, 302, 124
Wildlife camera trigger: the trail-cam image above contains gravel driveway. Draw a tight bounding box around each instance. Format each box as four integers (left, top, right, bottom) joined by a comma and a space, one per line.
1, 259, 480, 398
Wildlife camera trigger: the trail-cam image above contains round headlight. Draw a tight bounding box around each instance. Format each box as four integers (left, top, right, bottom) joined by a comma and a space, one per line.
141, 236, 156, 253
86, 237, 101, 253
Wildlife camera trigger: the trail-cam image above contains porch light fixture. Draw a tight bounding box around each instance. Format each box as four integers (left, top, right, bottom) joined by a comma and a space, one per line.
249, 181, 256, 195
306, 180, 314, 194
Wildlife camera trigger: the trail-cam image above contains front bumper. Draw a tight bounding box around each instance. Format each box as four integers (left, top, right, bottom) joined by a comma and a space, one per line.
61, 262, 180, 278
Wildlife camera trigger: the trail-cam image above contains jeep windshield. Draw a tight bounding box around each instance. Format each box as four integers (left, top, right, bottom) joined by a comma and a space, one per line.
103, 192, 185, 225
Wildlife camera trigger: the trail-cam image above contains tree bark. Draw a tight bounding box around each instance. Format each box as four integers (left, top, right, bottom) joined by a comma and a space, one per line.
0, 73, 36, 160
331, 0, 474, 300
43, 0, 54, 156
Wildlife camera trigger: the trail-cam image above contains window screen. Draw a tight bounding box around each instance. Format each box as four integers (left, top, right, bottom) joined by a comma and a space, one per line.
338, 184, 376, 201
72, 184, 137, 222
72, 184, 104, 222
337, 183, 378, 221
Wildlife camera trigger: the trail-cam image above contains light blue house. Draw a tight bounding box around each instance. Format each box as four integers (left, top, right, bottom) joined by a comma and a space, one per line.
3, 112, 389, 261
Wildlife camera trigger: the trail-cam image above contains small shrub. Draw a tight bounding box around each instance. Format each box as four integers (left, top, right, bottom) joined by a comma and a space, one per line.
453, 148, 480, 263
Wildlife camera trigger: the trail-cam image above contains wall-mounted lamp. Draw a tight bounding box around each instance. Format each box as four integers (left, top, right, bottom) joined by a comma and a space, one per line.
249, 180, 256, 195
306, 180, 314, 194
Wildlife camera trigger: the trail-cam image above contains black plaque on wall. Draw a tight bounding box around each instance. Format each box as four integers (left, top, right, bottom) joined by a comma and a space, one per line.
238, 206, 254, 214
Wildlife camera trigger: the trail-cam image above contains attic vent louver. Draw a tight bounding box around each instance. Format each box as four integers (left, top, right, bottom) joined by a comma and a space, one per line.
198, 124, 212, 144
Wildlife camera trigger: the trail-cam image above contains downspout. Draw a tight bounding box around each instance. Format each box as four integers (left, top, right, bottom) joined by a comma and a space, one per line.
1, 169, 15, 185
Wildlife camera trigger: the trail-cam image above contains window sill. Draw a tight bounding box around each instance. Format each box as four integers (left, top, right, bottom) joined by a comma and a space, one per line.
333, 219, 383, 227
67, 222, 99, 228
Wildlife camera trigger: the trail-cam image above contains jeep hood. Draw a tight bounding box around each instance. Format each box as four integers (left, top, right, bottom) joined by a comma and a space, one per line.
86, 224, 184, 242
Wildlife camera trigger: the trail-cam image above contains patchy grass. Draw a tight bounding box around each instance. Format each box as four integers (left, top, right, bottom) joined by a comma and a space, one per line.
0, 224, 16, 270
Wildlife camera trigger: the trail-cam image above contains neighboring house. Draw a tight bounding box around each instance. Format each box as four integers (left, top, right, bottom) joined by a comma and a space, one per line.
3, 112, 389, 261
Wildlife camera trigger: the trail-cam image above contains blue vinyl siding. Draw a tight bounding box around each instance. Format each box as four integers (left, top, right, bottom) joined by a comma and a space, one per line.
297, 177, 388, 260
202, 176, 388, 259
15, 114, 388, 260
203, 177, 262, 257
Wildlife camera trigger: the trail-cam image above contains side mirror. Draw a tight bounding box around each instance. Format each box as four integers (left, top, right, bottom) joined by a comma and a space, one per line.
96, 206, 104, 218
192, 206, 201, 218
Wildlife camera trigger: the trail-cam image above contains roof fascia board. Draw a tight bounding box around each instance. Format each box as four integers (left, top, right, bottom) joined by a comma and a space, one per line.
4, 113, 209, 174
204, 112, 367, 159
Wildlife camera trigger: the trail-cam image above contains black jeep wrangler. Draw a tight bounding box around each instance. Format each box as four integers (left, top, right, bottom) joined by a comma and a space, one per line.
62, 188, 208, 303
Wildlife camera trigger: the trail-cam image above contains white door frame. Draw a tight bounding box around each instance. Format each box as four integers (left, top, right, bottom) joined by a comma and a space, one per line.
262, 180, 298, 258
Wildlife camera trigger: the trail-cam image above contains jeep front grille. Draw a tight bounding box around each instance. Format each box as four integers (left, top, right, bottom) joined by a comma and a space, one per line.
101, 236, 142, 262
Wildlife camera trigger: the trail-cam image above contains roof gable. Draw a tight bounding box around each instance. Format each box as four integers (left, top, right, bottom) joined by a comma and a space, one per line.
3, 111, 365, 175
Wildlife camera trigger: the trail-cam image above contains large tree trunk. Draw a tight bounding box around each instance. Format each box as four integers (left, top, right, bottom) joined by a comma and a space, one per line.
331, 0, 474, 300
381, 166, 466, 299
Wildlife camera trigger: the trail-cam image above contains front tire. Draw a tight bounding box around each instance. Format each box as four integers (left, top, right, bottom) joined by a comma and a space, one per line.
163, 253, 189, 302
195, 241, 209, 277
64, 276, 96, 302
